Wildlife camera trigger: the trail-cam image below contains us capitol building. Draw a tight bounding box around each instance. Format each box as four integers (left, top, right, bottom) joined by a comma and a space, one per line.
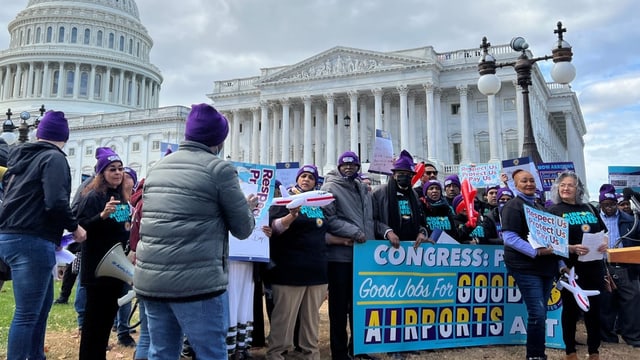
0, 0, 587, 191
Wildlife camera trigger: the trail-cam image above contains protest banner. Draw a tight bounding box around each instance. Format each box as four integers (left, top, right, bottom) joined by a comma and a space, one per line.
501, 157, 543, 191
523, 205, 569, 257
368, 129, 394, 175
608, 166, 640, 193
276, 162, 299, 189
229, 162, 275, 262
536, 162, 574, 191
459, 163, 501, 188
353, 242, 564, 354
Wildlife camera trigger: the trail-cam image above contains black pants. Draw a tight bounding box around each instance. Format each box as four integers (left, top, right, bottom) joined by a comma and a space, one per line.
328, 261, 354, 360
600, 265, 640, 344
59, 263, 77, 300
562, 261, 604, 355
79, 278, 124, 360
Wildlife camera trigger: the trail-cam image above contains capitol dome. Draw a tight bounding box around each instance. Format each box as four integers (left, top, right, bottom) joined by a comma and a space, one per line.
0, 0, 163, 116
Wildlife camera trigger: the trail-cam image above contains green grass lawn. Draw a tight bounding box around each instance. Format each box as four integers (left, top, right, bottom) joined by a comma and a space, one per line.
0, 277, 80, 355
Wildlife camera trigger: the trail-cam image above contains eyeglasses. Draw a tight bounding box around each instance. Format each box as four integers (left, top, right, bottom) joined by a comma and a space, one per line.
425, 171, 438, 176
559, 183, 576, 189
601, 203, 618, 209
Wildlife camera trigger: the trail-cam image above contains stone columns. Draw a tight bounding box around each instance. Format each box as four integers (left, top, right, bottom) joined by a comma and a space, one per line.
251, 107, 260, 163
372, 88, 383, 131
293, 106, 301, 162
280, 99, 291, 162
324, 94, 336, 172
259, 101, 269, 164
303, 96, 313, 165
231, 109, 241, 160
398, 84, 409, 151
348, 90, 358, 152
314, 103, 323, 167
424, 83, 436, 164
457, 84, 472, 164
26, 62, 34, 98
56, 62, 64, 98
73, 63, 80, 99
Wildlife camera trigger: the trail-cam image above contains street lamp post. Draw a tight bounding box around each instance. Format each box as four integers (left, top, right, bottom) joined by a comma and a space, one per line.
477, 21, 576, 164
1, 104, 46, 145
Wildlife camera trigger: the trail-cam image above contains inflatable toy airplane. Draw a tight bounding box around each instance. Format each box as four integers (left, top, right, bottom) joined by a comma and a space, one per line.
272, 189, 335, 209
556, 267, 600, 312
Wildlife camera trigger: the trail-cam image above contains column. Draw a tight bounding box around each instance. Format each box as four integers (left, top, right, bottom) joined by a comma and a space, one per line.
359, 95, 368, 162
407, 91, 416, 155
348, 90, 358, 152
398, 85, 409, 151
26, 62, 34, 98
3, 65, 12, 99
34, 64, 42, 97
293, 105, 301, 162
118, 70, 126, 105
324, 93, 336, 172
251, 107, 260, 163
303, 96, 313, 165
424, 83, 436, 163
89, 64, 96, 100
104, 67, 111, 102
73, 63, 80, 99
280, 99, 291, 162
231, 109, 241, 160
271, 104, 280, 163
56, 62, 64, 98
434, 88, 443, 164
457, 84, 472, 165
487, 94, 500, 163
140, 77, 147, 108
259, 101, 269, 164
383, 94, 391, 136
13, 63, 22, 98
372, 88, 383, 131
336, 103, 345, 155
314, 104, 323, 168
42, 62, 49, 97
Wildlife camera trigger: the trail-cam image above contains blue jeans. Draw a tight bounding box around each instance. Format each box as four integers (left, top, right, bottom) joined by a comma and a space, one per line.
0, 234, 56, 360
144, 291, 229, 360
510, 271, 554, 359
135, 299, 150, 359
75, 274, 86, 328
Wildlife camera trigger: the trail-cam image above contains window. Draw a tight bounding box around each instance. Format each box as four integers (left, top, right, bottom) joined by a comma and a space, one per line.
97, 30, 103, 46
127, 80, 132, 104
94, 74, 102, 98
478, 139, 490, 163
26, 29, 31, 44
239, 123, 243, 133
451, 103, 460, 115
35, 27, 41, 43
65, 71, 74, 96
71, 27, 77, 43
132, 142, 140, 152
129, 39, 133, 54
136, 42, 140, 57
68, 147, 76, 157
505, 138, 519, 159
151, 141, 160, 151
108, 33, 114, 49
46, 27, 52, 42
477, 100, 488, 113
84, 29, 90, 45
58, 27, 65, 42
85, 146, 93, 156
119, 35, 124, 51
51, 70, 59, 95
79, 72, 89, 97
452, 143, 461, 164
504, 98, 516, 111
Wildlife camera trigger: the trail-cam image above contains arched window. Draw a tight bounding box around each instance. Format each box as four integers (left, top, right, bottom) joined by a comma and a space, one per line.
108, 33, 114, 49
79, 72, 89, 97
19, 31, 23, 45
35, 27, 41, 43
71, 27, 77, 43
94, 73, 102, 98
129, 39, 133, 54
119, 35, 125, 51
26, 29, 31, 44
65, 71, 74, 96
46, 27, 52, 43
52, 70, 59, 95
58, 27, 65, 42
136, 42, 140, 57
84, 29, 90, 45
97, 30, 103, 46
127, 80, 133, 104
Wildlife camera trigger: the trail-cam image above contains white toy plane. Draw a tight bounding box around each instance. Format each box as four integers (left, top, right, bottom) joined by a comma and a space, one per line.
556, 267, 600, 312
272, 186, 335, 209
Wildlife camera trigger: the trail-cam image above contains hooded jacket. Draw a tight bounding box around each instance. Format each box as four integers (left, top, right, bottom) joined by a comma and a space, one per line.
0, 142, 78, 244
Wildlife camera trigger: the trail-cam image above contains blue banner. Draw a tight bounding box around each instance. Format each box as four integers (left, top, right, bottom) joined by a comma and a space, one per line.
353, 242, 565, 353
537, 162, 574, 191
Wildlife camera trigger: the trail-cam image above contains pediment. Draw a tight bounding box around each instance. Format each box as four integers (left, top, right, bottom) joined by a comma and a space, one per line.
260, 46, 430, 84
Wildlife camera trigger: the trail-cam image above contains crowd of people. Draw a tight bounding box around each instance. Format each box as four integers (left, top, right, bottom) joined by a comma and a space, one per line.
0, 104, 639, 360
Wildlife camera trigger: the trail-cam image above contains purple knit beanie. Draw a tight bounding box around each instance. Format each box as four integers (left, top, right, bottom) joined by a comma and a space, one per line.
95, 147, 122, 174
36, 110, 69, 142
185, 104, 229, 147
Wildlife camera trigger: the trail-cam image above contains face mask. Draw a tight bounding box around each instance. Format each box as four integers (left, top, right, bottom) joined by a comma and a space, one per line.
395, 174, 412, 189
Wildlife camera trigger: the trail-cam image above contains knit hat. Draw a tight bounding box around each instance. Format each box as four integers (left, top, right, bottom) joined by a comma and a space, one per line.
185, 103, 229, 147
95, 147, 122, 174
599, 183, 617, 203
296, 164, 319, 182
486, 184, 500, 193
124, 167, 138, 188
422, 180, 443, 196
617, 193, 626, 204
452, 194, 465, 213
391, 150, 416, 173
338, 151, 360, 168
497, 187, 514, 200
36, 110, 69, 142
444, 174, 461, 188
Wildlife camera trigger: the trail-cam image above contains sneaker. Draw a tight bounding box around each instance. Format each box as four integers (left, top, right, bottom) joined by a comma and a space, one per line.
53, 297, 68, 304
117, 334, 137, 348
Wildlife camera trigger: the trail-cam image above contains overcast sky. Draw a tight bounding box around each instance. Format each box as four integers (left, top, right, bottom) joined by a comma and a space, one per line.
2, 0, 639, 200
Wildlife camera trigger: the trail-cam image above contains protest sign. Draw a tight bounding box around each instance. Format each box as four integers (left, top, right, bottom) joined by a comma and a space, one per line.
523, 205, 569, 257
536, 162, 574, 191
459, 163, 501, 188
369, 129, 394, 175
